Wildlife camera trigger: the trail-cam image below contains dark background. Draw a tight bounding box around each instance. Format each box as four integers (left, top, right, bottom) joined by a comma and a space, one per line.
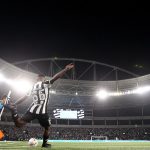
0, 1, 150, 75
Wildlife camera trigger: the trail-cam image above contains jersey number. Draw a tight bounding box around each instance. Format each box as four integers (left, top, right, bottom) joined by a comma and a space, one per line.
33, 91, 46, 104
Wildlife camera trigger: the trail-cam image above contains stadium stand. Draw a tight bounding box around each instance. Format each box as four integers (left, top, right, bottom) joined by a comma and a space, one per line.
1, 124, 150, 141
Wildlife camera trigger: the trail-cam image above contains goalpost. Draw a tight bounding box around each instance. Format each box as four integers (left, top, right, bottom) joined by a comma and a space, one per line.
91, 136, 108, 141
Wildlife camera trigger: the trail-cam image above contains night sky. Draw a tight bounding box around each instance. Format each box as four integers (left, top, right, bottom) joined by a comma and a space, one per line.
0, 1, 150, 75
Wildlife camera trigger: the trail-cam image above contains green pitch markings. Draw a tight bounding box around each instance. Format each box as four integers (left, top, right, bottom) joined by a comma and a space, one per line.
0, 141, 150, 150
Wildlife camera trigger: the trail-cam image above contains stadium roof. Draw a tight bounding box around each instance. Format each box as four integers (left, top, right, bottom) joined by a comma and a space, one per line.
1, 58, 150, 97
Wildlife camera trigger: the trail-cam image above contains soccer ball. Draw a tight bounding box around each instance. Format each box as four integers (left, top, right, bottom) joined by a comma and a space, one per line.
28, 138, 38, 147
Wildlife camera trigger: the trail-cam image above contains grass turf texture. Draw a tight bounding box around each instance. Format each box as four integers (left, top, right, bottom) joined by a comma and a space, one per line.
0, 141, 150, 150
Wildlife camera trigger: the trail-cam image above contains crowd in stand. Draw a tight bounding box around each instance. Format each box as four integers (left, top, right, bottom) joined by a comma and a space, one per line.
0, 124, 150, 141
50, 127, 150, 140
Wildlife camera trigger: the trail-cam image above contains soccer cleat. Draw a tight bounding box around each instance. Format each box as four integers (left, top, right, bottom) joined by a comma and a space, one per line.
42, 143, 51, 148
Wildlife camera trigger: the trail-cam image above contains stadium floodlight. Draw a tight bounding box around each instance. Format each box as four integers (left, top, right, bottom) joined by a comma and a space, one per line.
0, 73, 32, 94
110, 90, 134, 96
13, 79, 32, 94
50, 90, 56, 94
96, 89, 109, 100
0, 73, 5, 82
134, 86, 150, 94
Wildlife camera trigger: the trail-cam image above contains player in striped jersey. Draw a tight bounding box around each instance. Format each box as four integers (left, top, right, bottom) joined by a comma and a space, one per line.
5, 63, 74, 148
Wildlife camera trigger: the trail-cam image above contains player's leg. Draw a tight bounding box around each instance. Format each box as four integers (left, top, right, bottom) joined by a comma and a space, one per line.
14, 112, 35, 128
5, 102, 34, 128
4, 102, 24, 127
38, 114, 51, 148
3, 95, 30, 127
43, 126, 50, 147
13, 111, 36, 128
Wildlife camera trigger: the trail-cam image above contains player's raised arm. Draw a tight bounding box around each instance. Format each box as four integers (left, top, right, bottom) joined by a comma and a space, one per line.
50, 63, 74, 84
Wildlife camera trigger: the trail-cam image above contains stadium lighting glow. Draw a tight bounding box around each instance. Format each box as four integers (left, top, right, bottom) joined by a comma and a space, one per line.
50, 90, 56, 94
108, 86, 150, 96
134, 86, 150, 94
0, 73, 5, 82
96, 90, 109, 99
109, 90, 134, 96
96, 85, 150, 98
0, 73, 32, 94
13, 79, 32, 94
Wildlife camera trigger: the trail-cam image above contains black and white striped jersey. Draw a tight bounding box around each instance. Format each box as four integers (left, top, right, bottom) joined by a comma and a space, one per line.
28, 80, 52, 114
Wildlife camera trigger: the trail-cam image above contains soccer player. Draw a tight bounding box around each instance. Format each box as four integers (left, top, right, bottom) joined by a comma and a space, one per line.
0, 95, 8, 120
5, 63, 74, 148
0, 97, 5, 110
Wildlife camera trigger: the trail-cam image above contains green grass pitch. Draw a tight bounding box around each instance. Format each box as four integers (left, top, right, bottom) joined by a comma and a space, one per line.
0, 141, 150, 150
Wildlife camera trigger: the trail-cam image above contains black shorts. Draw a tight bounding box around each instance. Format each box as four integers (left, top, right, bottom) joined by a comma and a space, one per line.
21, 111, 51, 128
